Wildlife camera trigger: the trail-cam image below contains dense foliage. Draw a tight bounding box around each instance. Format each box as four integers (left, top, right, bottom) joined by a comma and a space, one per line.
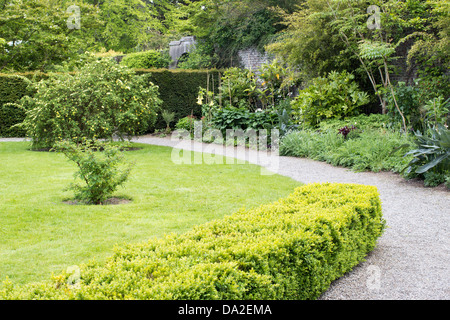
120, 50, 171, 69
0, 73, 40, 137
291, 71, 370, 128
16, 59, 161, 149
54, 140, 133, 205
0, 0, 101, 72
280, 115, 413, 174
0, 183, 385, 300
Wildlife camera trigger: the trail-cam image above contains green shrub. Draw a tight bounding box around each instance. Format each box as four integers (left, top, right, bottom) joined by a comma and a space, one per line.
292, 71, 370, 127
120, 50, 171, 69
280, 128, 413, 173
385, 79, 450, 131
0, 183, 385, 300
175, 115, 197, 134
423, 171, 447, 187
17, 59, 161, 149
135, 69, 221, 130
210, 107, 277, 135
54, 140, 133, 205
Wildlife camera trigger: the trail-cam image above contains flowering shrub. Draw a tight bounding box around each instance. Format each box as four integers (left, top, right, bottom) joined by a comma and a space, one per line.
17, 59, 161, 149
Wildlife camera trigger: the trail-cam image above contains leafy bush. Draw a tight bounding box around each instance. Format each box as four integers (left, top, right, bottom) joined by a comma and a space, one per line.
0, 73, 44, 137
120, 50, 171, 69
219, 67, 260, 110
17, 59, 161, 149
291, 71, 370, 127
385, 81, 422, 130
423, 171, 447, 188
0, 183, 385, 300
54, 140, 133, 205
385, 80, 449, 131
175, 115, 197, 135
210, 107, 277, 136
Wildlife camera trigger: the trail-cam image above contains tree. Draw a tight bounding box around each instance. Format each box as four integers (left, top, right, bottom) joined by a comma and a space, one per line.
267, 0, 449, 123
93, 0, 173, 53
0, 0, 101, 72
17, 58, 162, 150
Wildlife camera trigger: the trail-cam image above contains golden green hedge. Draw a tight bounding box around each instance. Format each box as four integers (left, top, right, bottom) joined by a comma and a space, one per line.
0, 183, 385, 300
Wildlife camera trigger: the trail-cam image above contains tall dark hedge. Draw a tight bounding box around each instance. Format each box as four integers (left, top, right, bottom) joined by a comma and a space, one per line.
0, 69, 221, 137
135, 69, 221, 130
0, 74, 35, 137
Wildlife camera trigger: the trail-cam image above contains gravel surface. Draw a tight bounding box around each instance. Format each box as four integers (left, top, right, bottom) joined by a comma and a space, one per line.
131, 135, 449, 300
2, 136, 449, 300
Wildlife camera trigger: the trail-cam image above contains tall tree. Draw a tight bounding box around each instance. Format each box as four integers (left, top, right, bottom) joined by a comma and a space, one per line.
0, 0, 100, 72
267, 0, 449, 116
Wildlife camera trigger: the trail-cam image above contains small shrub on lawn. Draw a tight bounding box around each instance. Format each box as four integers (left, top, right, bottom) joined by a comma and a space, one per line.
0, 183, 385, 300
54, 140, 133, 205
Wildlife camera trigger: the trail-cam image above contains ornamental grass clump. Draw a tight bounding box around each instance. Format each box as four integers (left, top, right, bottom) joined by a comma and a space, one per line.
54, 140, 133, 205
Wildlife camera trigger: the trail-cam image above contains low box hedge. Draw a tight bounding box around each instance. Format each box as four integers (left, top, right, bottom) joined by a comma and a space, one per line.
0, 183, 385, 300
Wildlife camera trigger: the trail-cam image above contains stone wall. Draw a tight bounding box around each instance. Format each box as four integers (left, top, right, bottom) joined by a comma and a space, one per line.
169, 36, 197, 69
237, 46, 273, 73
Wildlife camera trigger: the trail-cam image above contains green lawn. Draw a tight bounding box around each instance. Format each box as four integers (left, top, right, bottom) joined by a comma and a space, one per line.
0, 142, 302, 285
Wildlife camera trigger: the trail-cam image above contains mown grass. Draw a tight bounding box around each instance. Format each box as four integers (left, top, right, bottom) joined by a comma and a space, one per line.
0, 142, 302, 285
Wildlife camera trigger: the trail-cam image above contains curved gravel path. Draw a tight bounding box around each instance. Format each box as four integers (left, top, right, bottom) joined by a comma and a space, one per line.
1, 136, 448, 299
131, 135, 450, 300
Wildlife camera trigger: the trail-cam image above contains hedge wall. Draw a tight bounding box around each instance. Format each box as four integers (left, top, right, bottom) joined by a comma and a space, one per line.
0, 73, 47, 137
0, 69, 220, 137
0, 183, 385, 300
135, 69, 221, 130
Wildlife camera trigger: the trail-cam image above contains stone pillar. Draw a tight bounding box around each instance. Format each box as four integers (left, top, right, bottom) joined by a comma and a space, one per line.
169, 36, 197, 69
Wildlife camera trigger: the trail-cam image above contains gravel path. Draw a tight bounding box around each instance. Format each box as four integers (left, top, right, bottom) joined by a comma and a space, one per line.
2, 136, 449, 300
130, 135, 449, 300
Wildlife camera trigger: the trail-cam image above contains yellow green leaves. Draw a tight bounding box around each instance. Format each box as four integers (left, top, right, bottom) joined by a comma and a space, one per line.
0, 183, 384, 300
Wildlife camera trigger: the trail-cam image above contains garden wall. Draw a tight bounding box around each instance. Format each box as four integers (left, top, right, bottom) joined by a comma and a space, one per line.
0, 69, 221, 137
